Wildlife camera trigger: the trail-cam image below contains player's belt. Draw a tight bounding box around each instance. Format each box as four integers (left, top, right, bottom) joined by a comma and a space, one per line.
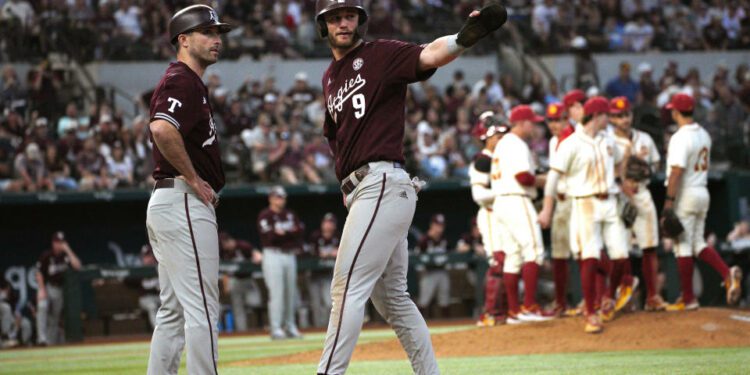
154, 179, 175, 190
575, 193, 609, 200
341, 162, 404, 195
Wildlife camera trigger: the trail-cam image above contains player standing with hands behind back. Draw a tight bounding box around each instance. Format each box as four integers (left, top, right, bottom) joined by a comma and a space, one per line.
145, 5, 231, 375
660, 93, 742, 311
314, 1, 507, 374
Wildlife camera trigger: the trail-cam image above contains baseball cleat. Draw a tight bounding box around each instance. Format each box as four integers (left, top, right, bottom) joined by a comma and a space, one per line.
665, 297, 699, 312
548, 303, 568, 318
644, 295, 668, 312
519, 305, 555, 322
725, 266, 742, 305
285, 327, 303, 339
270, 329, 287, 340
565, 300, 584, 317
476, 313, 496, 327
506, 312, 524, 325
599, 297, 616, 322
584, 314, 603, 334
615, 276, 639, 312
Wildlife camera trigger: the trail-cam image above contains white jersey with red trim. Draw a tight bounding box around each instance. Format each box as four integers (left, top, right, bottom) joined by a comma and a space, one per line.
549, 135, 567, 195
551, 129, 623, 197
666, 123, 711, 192
610, 127, 660, 166
491, 133, 537, 199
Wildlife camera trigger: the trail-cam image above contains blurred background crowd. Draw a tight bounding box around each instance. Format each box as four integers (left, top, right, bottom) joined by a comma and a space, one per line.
0, 0, 749, 193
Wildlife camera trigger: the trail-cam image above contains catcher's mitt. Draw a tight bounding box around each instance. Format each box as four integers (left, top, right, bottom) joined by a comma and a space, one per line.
621, 200, 638, 229
661, 208, 684, 239
625, 156, 652, 182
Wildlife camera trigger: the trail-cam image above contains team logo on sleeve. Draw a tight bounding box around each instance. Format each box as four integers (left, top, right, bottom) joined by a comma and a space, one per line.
353, 58, 364, 71
167, 97, 182, 113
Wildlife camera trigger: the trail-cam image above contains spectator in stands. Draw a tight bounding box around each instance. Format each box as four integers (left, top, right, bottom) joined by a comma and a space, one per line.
532, 0, 558, 50
637, 63, 658, 103
606, 62, 640, 103
416, 214, 452, 318
113, 0, 142, 41
722, 1, 747, 43
224, 100, 253, 137
257, 186, 304, 340
76, 138, 110, 190
703, 14, 730, 50
0, 0, 35, 29
36, 231, 82, 346
219, 232, 263, 333
472, 72, 504, 105
0, 134, 20, 192
14, 142, 53, 192
242, 112, 279, 182
726, 220, 750, 250
1, 65, 27, 115
286, 72, 317, 107
305, 213, 339, 328
57, 102, 88, 137
303, 135, 336, 183
44, 144, 76, 191
106, 141, 134, 188
623, 12, 654, 52
711, 83, 749, 166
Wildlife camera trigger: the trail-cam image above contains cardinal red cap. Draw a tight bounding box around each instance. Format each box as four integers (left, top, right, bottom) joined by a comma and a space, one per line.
563, 89, 586, 108
609, 96, 631, 114
665, 93, 695, 112
509, 105, 544, 123
583, 96, 610, 116
546, 103, 564, 120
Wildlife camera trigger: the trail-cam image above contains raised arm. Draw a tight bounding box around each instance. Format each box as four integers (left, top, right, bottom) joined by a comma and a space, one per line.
419, 3, 507, 71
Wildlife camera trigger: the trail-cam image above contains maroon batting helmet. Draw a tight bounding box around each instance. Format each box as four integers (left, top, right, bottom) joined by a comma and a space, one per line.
315, 0, 369, 38
169, 4, 233, 45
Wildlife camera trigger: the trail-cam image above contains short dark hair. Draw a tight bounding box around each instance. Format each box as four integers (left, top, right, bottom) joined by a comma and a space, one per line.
582, 114, 593, 124
679, 110, 694, 117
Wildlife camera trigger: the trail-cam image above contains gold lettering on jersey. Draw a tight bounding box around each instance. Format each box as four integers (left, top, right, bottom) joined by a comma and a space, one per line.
327, 74, 367, 116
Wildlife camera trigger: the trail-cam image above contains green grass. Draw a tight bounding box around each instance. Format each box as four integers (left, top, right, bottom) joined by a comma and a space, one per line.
1, 325, 748, 374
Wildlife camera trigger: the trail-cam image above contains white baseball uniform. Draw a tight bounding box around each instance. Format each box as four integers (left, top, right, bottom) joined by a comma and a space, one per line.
469, 149, 503, 257
491, 133, 544, 274
612, 128, 661, 249
551, 129, 629, 260
665, 123, 711, 257
549, 135, 572, 260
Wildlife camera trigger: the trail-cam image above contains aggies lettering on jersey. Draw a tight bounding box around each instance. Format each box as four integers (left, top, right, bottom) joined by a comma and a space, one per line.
321, 40, 436, 180
149, 61, 225, 191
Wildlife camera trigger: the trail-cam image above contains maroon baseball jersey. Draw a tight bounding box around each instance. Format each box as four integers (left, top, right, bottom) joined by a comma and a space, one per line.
416, 235, 449, 255
322, 40, 436, 180
220, 240, 255, 261
36, 250, 71, 287
257, 208, 304, 251
149, 61, 225, 191
309, 230, 340, 258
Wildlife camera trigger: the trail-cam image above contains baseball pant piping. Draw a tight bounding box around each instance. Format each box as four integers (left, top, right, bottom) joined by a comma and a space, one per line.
184, 194, 218, 375
146, 185, 219, 375
323, 174, 386, 375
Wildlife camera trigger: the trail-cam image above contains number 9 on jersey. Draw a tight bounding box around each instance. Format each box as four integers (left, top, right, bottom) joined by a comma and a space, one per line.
353, 93, 366, 119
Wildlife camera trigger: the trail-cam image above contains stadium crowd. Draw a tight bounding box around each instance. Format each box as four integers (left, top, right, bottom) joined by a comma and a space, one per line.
1, 56, 749, 192
0, 1, 749, 61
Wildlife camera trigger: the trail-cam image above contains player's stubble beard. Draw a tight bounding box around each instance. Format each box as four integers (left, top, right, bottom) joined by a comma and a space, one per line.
328, 30, 361, 51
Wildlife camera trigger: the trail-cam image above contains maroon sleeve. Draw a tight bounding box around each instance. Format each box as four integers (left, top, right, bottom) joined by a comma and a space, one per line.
151, 76, 198, 134
36, 252, 50, 281
378, 39, 437, 84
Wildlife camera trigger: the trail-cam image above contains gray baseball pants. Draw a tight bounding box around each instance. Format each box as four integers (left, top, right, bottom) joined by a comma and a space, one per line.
146, 179, 220, 375
308, 274, 332, 327
262, 248, 298, 335
36, 284, 63, 344
228, 276, 262, 332
318, 162, 439, 375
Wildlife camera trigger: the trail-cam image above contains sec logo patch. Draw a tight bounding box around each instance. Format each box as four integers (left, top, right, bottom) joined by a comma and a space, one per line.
353, 58, 364, 71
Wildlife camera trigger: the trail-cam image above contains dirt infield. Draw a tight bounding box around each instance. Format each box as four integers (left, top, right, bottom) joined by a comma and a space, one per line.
237, 308, 750, 366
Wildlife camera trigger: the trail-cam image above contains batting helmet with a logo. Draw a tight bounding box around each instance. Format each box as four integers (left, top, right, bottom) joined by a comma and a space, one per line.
169, 5, 233, 45
315, 0, 369, 38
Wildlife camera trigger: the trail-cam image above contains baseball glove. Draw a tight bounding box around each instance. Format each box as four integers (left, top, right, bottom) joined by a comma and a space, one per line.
661, 208, 684, 239
625, 156, 652, 182
456, 2, 508, 48
621, 200, 638, 229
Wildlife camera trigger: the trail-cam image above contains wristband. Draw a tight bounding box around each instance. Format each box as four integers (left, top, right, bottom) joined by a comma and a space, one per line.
445, 34, 465, 55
